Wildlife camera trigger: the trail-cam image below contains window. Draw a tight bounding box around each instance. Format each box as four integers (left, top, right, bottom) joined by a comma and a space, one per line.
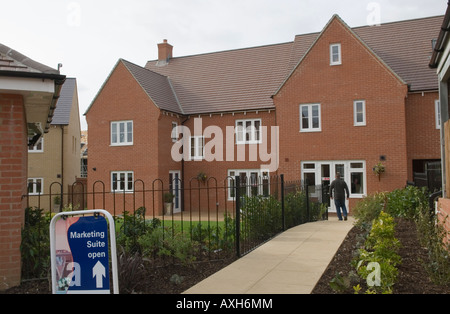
435, 100, 441, 130
300, 104, 321, 132
171, 122, 179, 142
330, 43, 342, 65
236, 119, 262, 144
111, 171, 134, 192
27, 178, 43, 195
227, 169, 270, 199
190, 136, 205, 160
111, 121, 133, 146
350, 162, 365, 195
354, 100, 366, 126
302, 163, 317, 194
28, 137, 44, 153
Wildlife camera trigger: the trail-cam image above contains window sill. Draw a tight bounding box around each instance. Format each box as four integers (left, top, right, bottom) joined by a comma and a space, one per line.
236, 141, 263, 145
349, 194, 366, 199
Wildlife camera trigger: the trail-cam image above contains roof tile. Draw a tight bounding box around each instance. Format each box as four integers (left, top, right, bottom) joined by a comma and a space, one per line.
142, 15, 442, 115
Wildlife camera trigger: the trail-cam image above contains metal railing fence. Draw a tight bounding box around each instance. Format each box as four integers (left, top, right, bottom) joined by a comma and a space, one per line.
21, 174, 327, 280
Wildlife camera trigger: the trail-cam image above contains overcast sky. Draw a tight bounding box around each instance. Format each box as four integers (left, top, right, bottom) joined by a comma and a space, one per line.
1, 0, 447, 130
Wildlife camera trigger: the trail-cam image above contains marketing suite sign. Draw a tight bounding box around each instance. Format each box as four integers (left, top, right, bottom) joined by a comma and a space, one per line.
50, 210, 119, 294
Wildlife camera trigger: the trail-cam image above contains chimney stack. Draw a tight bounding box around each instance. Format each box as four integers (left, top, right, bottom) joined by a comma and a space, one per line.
157, 39, 173, 65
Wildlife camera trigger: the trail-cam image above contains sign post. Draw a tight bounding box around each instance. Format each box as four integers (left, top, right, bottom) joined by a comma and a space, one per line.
50, 210, 119, 294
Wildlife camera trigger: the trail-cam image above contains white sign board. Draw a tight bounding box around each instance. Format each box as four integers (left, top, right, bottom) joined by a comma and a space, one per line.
50, 210, 119, 294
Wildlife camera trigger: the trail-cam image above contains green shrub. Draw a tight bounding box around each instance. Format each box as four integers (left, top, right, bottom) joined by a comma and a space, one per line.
354, 211, 401, 294
138, 227, 199, 265
284, 190, 308, 227
385, 186, 428, 219
240, 195, 282, 241
21, 207, 51, 279
352, 192, 387, 227
415, 205, 450, 285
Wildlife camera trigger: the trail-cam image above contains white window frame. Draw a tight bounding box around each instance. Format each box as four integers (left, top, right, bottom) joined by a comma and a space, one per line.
111, 171, 134, 193
330, 43, 342, 66
227, 169, 270, 200
27, 178, 43, 195
171, 122, 179, 142
190, 136, 205, 160
28, 137, 44, 153
354, 100, 366, 126
435, 100, 441, 130
111, 120, 133, 146
349, 162, 366, 197
300, 104, 321, 132
235, 119, 262, 144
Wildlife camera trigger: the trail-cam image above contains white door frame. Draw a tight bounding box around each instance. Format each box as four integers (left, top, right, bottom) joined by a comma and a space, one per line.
169, 171, 182, 213
301, 161, 365, 213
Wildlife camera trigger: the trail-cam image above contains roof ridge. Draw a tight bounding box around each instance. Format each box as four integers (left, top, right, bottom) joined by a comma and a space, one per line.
146, 41, 293, 64
0, 42, 60, 74
120, 59, 183, 114
167, 77, 184, 115
352, 14, 444, 30
120, 58, 169, 79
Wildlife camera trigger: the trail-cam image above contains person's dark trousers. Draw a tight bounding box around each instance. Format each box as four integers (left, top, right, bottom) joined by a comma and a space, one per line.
334, 199, 348, 221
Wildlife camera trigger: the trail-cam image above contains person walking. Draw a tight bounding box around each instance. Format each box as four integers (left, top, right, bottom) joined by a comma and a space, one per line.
330, 172, 350, 221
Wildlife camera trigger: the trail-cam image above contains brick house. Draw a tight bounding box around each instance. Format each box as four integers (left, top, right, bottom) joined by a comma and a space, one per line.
0, 43, 65, 290
85, 15, 442, 216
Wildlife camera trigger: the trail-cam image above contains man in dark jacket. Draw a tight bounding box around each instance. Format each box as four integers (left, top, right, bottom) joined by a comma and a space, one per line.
330, 172, 350, 221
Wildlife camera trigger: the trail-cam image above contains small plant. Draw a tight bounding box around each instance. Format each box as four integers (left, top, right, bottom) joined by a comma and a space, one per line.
53, 195, 61, 205
117, 246, 146, 294
164, 192, 174, 203
329, 272, 351, 293
373, 162, 385, 180
197, 171, 207, 182
170, 274, 185, 285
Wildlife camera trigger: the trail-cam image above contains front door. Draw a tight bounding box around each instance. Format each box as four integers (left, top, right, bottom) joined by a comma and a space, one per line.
169, 171, 181, 213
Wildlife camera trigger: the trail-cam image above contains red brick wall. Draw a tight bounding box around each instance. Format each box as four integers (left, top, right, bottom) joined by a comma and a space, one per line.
86, 61, 163, 215
0, 94, 27, 290
181, 111, 277, 213
273, 17, 409, 210
405, 92, 441, 179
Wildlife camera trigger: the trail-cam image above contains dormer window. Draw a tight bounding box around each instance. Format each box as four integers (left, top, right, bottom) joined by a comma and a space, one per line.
330, 43, 342, 65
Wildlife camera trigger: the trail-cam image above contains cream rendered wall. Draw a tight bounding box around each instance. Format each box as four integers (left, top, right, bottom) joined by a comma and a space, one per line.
27, 82, 81, 211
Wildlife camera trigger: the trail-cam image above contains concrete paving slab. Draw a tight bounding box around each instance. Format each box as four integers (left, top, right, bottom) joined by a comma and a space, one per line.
183, 217, 354, 294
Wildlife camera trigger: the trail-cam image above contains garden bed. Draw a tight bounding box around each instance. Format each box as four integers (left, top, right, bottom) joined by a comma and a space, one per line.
312, 218, 450, 294
3, 257, 236, 294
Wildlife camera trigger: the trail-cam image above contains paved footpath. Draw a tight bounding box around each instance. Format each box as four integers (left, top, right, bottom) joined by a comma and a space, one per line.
184, 217, 354, 294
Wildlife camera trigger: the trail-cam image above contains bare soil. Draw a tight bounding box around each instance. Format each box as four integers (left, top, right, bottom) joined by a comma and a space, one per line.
311, 218, 450, 294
